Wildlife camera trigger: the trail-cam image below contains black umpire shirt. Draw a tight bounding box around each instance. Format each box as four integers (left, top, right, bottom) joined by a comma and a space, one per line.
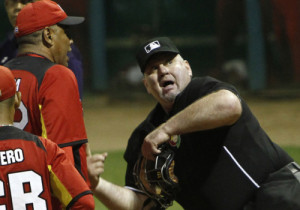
124, 76, 293, 210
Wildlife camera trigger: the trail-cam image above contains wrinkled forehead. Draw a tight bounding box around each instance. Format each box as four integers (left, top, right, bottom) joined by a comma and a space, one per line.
146, 52, 179, 67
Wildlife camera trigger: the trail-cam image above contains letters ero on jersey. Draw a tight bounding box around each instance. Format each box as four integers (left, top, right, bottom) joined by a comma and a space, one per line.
0, 148, 24, 165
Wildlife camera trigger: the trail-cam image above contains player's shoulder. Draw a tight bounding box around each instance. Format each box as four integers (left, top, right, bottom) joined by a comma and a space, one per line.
40, 64, 78, 96
6, 55, 54, 69
186, 76, 237, 94
5, 55, 55, 87
37, 136, 59, 151
189, 76, 221, 87
0, 126, 46, 151
47, 64, 76, 79
177, 76, 220, 97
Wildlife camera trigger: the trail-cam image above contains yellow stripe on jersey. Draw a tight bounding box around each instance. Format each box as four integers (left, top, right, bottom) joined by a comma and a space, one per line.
39, 104, 47, 138
48, 165, 72, 208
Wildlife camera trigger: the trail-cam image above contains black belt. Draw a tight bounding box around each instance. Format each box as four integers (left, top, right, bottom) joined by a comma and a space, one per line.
286, 162, 300, 181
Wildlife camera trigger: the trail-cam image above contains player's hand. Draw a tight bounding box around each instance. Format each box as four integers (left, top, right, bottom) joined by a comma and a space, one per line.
142, 123, 170, 160
87, 153, 108, 190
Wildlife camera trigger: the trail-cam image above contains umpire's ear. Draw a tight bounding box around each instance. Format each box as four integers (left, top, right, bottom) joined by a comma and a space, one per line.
14, 92, 21, 109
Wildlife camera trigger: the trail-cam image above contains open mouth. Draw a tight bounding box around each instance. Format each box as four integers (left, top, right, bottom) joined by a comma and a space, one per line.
162, 80, 174, 87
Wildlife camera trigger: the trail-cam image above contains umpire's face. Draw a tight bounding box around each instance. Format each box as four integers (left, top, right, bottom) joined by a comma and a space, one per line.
4, 0, 39, 27
143, 53, 192, 112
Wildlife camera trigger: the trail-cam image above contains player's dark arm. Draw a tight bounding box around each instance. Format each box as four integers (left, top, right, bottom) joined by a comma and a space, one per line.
142, 89, 242, 159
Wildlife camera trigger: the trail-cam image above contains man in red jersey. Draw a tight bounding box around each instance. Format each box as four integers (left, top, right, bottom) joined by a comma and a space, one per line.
0, 65, 94, 210
4, 1, 91, 207
2, 0, 85, 100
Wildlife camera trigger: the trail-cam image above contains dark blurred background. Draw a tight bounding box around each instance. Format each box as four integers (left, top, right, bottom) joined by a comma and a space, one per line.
1, 0, 299, 98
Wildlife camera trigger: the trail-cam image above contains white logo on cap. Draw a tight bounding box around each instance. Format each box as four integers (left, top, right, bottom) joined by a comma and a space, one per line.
144, 41, 160, 53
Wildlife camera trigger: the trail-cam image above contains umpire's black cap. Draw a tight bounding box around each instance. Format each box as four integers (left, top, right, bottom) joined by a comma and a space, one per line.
136, 37, 180, 73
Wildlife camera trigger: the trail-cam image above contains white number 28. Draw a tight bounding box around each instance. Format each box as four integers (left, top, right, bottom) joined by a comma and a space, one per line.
0, 171, 47, 210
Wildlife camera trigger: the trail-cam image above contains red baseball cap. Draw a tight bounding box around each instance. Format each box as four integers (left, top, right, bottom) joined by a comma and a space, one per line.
14, 0, 84, 38
0, 66, 16, 102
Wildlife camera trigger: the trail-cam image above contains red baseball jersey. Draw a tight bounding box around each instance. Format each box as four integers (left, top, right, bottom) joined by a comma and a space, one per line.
5, 54, 87, 147
0, 126, 94, 210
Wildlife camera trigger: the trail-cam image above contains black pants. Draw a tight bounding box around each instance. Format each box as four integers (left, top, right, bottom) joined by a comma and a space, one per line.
246, 162, 300, 210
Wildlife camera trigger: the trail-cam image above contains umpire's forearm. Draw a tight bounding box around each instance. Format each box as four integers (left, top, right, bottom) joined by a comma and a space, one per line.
163, 89, 242, 136
93, 177, 146, 210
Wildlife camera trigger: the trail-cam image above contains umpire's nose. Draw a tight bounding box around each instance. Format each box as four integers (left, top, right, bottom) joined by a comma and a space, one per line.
158, 64, 169, 76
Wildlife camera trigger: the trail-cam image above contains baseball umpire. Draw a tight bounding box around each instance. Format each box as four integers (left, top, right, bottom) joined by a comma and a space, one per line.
0, 65, 94, 209
89, 37, 300, 210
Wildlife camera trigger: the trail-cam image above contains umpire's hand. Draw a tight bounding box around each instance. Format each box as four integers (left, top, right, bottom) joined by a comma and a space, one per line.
87, 153, 108, 190
142, 123, 171, 160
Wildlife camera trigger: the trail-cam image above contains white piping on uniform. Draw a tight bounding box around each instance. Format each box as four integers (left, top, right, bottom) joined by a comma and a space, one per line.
223, 146, 260, 188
